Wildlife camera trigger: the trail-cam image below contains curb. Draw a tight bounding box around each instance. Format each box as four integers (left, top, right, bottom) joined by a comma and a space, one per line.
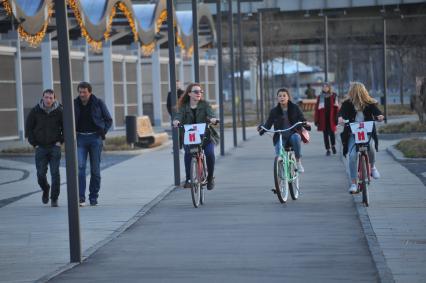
386, 144, 426, 162
35, 184, 177, 283
337, 137, 395, 283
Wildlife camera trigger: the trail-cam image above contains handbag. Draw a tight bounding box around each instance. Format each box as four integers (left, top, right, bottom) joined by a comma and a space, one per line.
297, 128, 310, 144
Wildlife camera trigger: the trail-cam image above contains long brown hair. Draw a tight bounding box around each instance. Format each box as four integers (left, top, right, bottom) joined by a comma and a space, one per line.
346, 82, 376, 111
177, 82, 202, 109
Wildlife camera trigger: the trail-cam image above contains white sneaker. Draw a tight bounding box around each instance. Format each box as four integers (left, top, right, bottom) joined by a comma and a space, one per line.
371, 167, 380, 179
348, 184, 358, 194
296, 162, 304, 173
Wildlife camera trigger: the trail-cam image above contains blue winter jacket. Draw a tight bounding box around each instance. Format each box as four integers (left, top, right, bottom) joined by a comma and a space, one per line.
74, 94, 113, 140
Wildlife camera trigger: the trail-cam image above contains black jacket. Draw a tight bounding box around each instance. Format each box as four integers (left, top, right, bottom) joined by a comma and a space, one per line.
74, 94, 113, 140
261, 101, 307, 145
338, 100, 382, 157
25, 103, 64, 147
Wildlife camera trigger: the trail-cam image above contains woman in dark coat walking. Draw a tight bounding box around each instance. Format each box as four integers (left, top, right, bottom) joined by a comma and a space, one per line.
314, 83, 339, 155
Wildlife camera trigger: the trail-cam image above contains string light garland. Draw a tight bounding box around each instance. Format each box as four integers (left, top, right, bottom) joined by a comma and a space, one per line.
141, 42, 155, 56
1, 0, 12, 15
67, 0, 102, 51
117, 2, 138, 42
156, 10, 167, 33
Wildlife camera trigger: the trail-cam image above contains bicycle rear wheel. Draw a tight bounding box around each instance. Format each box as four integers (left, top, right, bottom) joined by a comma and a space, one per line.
288, 153, 300, 200
190, 157, 201, 208
274, 156, 288, 203
360, 154, 369, 207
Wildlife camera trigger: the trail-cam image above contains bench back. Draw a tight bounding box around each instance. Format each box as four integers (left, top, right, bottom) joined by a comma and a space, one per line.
137, 116, 154, 137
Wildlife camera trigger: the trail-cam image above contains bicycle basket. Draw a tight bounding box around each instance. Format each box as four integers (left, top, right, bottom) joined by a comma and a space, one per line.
350, 121, 374, 144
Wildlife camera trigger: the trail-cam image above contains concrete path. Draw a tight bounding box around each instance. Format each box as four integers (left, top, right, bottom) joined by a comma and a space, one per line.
51, 130, 378, 282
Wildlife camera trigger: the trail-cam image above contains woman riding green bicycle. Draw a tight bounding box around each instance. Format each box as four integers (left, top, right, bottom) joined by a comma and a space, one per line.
258, 88, 311, 172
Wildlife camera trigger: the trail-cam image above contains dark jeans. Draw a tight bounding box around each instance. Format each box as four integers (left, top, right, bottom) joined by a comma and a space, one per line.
184, 141, 215, 182
77, 133, 103, 203
35, 145, 61, 200
323, 128, 336, 150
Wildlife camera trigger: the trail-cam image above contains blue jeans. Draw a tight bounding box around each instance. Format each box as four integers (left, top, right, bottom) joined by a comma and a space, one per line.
184, 141, 215, 182
347, 135, 376, 181
77, 133, 103, 203
35, 145, 61, 200
274, 133, 302, 158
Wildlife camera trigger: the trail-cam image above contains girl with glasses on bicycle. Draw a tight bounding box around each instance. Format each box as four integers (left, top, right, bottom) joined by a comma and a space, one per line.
172, 83, 219, 190
337, 82, 384, 194
258, 88, 310, 173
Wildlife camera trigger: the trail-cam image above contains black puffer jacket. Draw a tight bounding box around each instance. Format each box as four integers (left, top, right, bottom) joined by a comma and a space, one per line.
338, 100, 382, 157
260, 101, 307, 145
25, 102, 64, 147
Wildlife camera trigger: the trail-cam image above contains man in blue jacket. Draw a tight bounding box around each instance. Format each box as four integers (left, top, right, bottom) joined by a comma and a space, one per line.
74, 81, 112, 206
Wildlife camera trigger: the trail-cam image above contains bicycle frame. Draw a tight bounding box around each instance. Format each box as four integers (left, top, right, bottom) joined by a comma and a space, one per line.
276, 133, 298, 183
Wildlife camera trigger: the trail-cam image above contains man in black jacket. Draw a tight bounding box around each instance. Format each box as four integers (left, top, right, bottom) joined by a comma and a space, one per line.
25, 89, 63, 207
74, 81, 112, 206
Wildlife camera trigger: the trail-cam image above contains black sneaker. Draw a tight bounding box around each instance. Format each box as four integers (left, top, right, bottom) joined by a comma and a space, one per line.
207, 178, 215, 190
326, 150, 331, 156
183, 180, 192, 188
90, 200, 98, 206
51, 199, 58, 207
332, 146, 337, 154
42, 190, 49, 204
79, 200, 86, 207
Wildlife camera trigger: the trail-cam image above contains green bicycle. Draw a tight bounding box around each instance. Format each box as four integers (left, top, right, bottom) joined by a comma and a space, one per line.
260, 121, 306, 203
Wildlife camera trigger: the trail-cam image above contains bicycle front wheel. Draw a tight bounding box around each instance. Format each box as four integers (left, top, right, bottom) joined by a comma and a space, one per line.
199, 157, 206, 205
274, 156, 288, 203
360, 154, 369, 207
289, 153, 300, 200
190, 157, 201, 208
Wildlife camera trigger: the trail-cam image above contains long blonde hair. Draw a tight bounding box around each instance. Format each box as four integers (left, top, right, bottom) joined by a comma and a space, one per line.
347, 82, 376, 111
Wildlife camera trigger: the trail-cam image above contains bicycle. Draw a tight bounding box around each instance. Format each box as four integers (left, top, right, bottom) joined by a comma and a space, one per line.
181, 120, 218, 208
343, 120, 376, 207
260, 121, 307, 203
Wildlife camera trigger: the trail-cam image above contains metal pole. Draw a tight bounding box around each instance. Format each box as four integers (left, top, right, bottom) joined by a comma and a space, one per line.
237, 0, 246, 140
258, 11, 264, 122
324, 15, 329, 82
192, 0, 200, 82
167, 0, 181, 186
54, 0, 81, 263
229, 0, 237, 147
217, 0, 225, 156
383, 17, 388, 123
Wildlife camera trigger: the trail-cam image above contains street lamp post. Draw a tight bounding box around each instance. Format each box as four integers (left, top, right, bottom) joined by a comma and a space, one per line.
216, 0, 225, 156
257, 11, 264, 122
167, 0, 180, 186
54, 0, 81, 263
324, 15, 329, 82
228, 0, 237, 147
383, 17, 388, 123
237, 0, 246, 141
192, 0, 200, 82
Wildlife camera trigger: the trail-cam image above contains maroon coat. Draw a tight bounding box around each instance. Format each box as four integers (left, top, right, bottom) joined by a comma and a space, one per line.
314, 93, 339, 132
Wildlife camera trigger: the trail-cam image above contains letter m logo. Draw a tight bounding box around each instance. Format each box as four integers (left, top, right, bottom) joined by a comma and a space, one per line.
189, 133, 196, 142
357, 131, 365, 141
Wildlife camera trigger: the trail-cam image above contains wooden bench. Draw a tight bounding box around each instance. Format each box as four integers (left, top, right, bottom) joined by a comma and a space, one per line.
298, 99, 317, 111
135, 116, 169, 148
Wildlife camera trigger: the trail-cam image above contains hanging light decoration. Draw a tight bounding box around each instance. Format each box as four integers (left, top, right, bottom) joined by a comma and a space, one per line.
117, 2, 138, 42
156, 10, 168, 33
67, 0, 103, 51
17, 2, 53, 47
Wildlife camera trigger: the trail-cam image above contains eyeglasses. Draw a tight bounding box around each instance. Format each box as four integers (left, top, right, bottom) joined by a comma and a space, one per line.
191, 90, 203, 94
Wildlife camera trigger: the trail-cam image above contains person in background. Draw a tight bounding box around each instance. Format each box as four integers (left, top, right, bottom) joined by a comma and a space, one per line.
74, 81, 112, 206
305, 83, 316, 99
25, 89, 63, 207
314, 82, 339, 156
166, 80, 185, 117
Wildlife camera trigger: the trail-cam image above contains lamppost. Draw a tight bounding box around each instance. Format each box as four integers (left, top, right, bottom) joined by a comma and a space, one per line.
192, 0, 200, 82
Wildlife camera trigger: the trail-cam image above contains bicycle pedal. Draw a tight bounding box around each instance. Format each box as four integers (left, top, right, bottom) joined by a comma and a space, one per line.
271, 189, 277, 194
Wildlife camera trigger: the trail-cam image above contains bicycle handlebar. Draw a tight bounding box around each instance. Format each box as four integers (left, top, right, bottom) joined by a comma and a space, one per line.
260, 121, 306, 133
175, 119, 220, 128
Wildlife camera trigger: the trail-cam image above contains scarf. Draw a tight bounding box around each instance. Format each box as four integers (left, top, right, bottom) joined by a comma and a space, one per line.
318, 92, 338, 110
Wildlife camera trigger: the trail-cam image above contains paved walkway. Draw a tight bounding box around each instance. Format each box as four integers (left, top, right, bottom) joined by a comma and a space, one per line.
0, 121, 424, 282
